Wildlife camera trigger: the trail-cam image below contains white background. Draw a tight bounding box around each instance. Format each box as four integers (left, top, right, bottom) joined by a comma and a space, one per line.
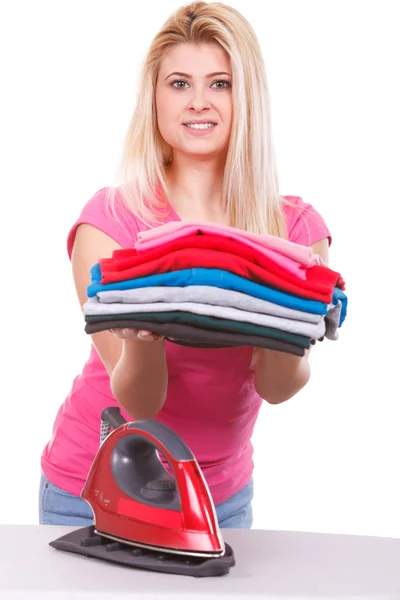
1, 0, 399, 538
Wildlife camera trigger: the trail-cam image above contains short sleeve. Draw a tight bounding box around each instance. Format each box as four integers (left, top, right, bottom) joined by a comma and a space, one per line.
282, 195, 332, 247
66, 187, 140, 259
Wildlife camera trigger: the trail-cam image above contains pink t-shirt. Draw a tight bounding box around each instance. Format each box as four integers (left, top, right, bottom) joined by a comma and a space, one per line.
41, 188, 331, 505
135, 222, 323, 278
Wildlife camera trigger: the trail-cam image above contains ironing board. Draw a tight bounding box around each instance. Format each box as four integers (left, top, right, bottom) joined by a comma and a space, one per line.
1, 525, 400, 598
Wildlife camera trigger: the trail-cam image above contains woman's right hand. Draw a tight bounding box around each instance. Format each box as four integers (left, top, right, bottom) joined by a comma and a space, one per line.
109, 328, 164, 343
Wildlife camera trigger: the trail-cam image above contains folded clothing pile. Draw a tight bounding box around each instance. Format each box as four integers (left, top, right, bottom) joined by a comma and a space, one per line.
83, 221, 347, 356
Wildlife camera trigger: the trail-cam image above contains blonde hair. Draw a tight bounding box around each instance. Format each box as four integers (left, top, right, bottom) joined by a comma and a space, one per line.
108, 1, 287, 235
107, 0, 291, 366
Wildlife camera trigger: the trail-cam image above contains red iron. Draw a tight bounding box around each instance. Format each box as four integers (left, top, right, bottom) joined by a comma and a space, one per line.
83, 407, 224, 556
49, 407, 235, 576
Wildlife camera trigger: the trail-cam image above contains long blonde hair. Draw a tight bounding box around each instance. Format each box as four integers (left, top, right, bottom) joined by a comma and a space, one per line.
107, 0, 287, 237
107, 1, 290, 366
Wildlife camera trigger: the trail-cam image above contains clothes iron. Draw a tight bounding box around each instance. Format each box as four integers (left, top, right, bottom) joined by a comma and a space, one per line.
49, 407, 235, 576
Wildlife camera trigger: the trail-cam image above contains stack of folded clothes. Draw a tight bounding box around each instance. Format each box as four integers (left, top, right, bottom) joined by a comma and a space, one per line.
83, 221, 347, 356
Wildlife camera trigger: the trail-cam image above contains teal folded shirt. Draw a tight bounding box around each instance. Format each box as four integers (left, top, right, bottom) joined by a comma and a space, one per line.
84, 310, 311, 348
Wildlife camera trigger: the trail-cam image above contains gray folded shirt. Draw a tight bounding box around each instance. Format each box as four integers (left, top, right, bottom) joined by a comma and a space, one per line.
84, 296, 327, 339
96, 286, 322, 322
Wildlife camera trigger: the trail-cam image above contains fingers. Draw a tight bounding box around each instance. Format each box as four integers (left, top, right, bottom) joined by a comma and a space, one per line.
109, 328, 163, 342
137, 330, 163, 342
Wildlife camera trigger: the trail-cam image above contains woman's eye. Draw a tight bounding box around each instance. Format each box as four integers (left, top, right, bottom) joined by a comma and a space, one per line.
170, 80, 231, 90
171, 80, 189, 89
212, 80, 231, 89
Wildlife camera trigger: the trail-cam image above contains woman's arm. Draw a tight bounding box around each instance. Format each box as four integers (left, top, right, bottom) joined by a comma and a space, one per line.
71, 224, 168, 419
110, 336, 168, 419
253, 238, 330, 404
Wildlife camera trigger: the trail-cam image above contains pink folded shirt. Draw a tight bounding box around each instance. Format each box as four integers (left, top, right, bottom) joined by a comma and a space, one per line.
136, 221, 323, 280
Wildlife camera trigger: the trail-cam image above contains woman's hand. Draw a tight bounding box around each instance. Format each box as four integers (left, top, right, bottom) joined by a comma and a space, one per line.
109, 328, 164, 343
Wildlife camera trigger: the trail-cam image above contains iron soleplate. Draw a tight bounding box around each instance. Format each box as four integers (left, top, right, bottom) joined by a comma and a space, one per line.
49, 525, 235, 577
95, 528, 226, 558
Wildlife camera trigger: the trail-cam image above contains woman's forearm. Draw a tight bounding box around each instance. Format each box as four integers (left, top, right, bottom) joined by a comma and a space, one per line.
254, 348, 311, 404
110, 338, 168, 419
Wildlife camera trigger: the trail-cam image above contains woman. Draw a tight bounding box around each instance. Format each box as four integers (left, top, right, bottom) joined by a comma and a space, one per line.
39, 1, 331, 529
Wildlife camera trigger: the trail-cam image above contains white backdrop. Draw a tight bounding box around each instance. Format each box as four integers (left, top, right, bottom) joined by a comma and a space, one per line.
1, 0, 399, 538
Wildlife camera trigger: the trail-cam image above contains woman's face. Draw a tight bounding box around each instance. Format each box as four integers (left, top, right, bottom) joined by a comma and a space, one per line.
155, 42, 233, 161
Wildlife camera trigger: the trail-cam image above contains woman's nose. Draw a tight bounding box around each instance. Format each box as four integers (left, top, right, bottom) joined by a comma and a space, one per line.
187, 86, 211, 111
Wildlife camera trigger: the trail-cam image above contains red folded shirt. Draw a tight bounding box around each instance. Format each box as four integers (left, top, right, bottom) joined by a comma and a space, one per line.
102, 233, 345, 289
99, 237, 344, 303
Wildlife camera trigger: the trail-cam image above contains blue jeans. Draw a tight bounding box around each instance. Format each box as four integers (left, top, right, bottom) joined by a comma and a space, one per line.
39, 472, 253, 529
